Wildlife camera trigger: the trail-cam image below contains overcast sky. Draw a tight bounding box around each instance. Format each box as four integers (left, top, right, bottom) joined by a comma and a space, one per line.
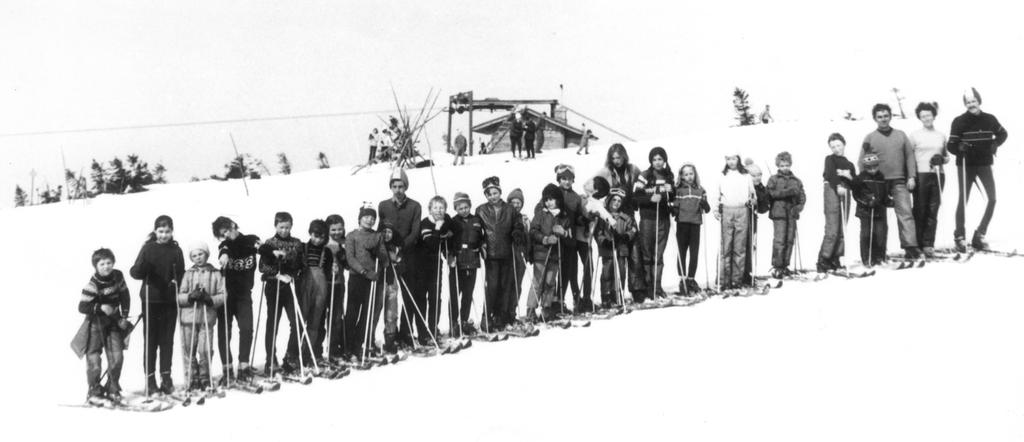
2, 0, 1021, 206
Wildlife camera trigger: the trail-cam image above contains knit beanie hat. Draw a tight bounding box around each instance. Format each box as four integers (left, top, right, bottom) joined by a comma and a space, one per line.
863, 153, 881, 167
591, 176, 610, 199
358, 203, 377, 220
188, 241, 209, 257
482, 176, 501, 194
648, 147, 668, 164
389, 167, 409, 188
554, 164, 575, 181
308, 219, 327, 236
453, 192, 471, 207
746, 163, 762, 176
541, 183, 563, 209
507, 188, 524, 205
607, 187, 626, 206
380, 219, 396, 232
962, 87, 982, 105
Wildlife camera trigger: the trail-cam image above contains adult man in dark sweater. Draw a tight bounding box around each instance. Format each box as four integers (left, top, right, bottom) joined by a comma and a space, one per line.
859, 104, 921, 259
947, 87, 1009, 251
377, 168, 422, 348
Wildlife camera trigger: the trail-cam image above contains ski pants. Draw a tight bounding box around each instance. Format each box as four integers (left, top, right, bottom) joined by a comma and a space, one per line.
511, 136, 523, 157
628, 226, 646, 296
859, 216, 888, 266
448, 267, 477, 325
771, 217, 798, 270
344, 275, 373, 354
889, 179, 918, 249
216, 285, 253, 367
524, 138, 535, 158
298, 268, 329, 360
954, 165, 996, 238
318, 278, 345, 359
512, 248, 527, 317
86, 321, 124, 395
719, 206, 749, 288
180, 315, 213, 385
913, 172, 944, 248
817, 186, 849, 268
531, 257, 560, 309
483, 259, 514, 329
405, 262, 441, 340
600, 255, 627, 305
558, 240, 580, 302
263, 279, 298, 365
639, 217, 670, 298
142, 302, 176, 381
675, 222, 701, 279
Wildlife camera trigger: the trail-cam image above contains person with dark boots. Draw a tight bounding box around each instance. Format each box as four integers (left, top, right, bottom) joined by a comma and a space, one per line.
130, 215, 185, 395
766, 152, 806, 278
377, 221, 402, 354
453, 130, 467, 166
817, 134, 856, 272
297, 220, 333, 364
378, 168, 421, 349
211, 216, 259, 383
595, 144, 644, 303
77, 248, 131, 404
449, 192, 484, 335
417, 196, 454, 343
507, 189, 531, 322
509, 112, 525, 158
859, 103, 921, 259
476, 176, 525, 331
323, 214, 347, 363
909, 102, 948, 258
634, 147, 675, 301
853, 154, 891, 266
523, 117, 538, 159
343, 206, 385, 360
531, 184, 572, 320
257, 212, 304, 376
671, 164, 710, 294
177, 242, 226, 392
534, 165, 587, 313
947, 87, 1009, 252
596, 189, 638, 307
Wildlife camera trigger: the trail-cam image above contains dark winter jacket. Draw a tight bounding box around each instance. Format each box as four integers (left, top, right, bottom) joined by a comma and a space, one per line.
596, 164, 643, 215
130, 240, 185, 304
418, 215, 455, 267
326, 240, 347, 285
509, 116, 524, 138
766, 171, 806, 220
533, 187, 587, 241
753, 182, 770, 214
947, 110, 1009, 167
853, 170, 891, 219
79, 270, 130, 319
302, 241, 333, 271
218, 233, 260, 294
345, 228, 386, 279
530, 208, 572, 262
450, 214, 485, 269
671, 181, 710, 224
524, 120, 538, 141
176, 263, 227, 324
476, 200, 524, 260
377, 197, 422, 251
823, 154, 856, 190
595, 211, 637, 258
257, 234, 304, 281
635, 167, 675, 221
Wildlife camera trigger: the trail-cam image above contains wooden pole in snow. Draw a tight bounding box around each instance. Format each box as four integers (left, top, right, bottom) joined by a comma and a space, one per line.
229, 133, 250, 197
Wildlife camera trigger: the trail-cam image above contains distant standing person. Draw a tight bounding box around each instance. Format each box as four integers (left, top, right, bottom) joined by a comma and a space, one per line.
858, 103, 921, 259
453, 129, 468, 166
509, 112, 525, 158
523, 116, 538, 159
379, 129, 393, 162
760, 105, 774, 124
909, 102, 947, 258
577, 123, 591, 155
368, 128, 379, 165
947, 87, 1009, 252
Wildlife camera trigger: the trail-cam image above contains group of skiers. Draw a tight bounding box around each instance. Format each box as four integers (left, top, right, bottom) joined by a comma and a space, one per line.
76, 87, 1007, 406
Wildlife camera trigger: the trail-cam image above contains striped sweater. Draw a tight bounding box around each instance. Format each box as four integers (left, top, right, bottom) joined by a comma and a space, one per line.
79, 269, 130, 316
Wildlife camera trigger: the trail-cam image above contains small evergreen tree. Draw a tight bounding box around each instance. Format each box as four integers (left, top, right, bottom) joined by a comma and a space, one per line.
90, 159, 106, 195
64, 169, 86, 200
152, 163, 167, 184
732, 87, 757, 126
124, 154, 154, 192
225, 154, 268, 180
278, 153, 292, 175
14, 186, 27, 207
106, 157, 128, 193
317, 152, 330, 169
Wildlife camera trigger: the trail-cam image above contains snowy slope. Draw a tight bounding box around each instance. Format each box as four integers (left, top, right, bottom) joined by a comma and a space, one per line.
3, 119, 1022, 440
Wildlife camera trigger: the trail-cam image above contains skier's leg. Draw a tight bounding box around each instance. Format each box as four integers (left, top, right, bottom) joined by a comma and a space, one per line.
158, 303, 177, 384
976, 166, 996, 235
772, 218, 787, 270
237, 291, 254, 368
891, 179, 918, 249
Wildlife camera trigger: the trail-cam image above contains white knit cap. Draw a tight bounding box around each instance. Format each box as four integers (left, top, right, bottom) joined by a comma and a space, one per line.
188, 241, 209, 256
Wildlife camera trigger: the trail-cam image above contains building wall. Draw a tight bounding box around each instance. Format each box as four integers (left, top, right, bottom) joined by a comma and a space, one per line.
476, 127, 568, 153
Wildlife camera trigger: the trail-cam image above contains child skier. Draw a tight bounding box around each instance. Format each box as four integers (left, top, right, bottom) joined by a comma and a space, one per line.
257, 212, 304, 375
595, 188, 638, 307
297, 219, 333, 364
129, 215, 185, 395
671, 163, 711, 294
766, 151, 806, 278
323, 214, 347, 362
817, 134, 856, 272
177, 242, 226, 392
476, 176, 525, 331
377, 221, 402, 354
530, 184, 572, 320
76, 248, 131, 404
449, 192, 484, 335
343, 206, 385, 359
853, 154, 891, 266
417, 196, 453, 341
211, 216, 260, 383
634, 147, 675, 301
507, 188, 531, 320
715, 155, 755, 290
534, 165, 587, 313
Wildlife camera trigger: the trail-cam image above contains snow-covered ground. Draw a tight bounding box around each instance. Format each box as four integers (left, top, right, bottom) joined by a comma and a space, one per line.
3, 119, 1022, 440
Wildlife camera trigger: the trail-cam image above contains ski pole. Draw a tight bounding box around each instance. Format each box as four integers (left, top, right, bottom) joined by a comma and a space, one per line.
249, 282, 265, 369
477, 250, 493, 332
361, 259, 379, 362
702, 214, 709, 291
188, 295, 200, 392
397, 276, 423, 351
510, 243, 523, 322
838, 193, 848, 273
269, 266, 282, 378
750, 207, 756, 286
144, 281, 151, 397
653, 194, 660, 301
611, 238, 626, 311
394, 266, 442, 352
221, 291, 231, 385
288, 282, 320, 373
452, 254, 463, 338
326, 272, 336, 362
203, 303, 216, 391
960, 162, 968, 244
286, 283, 307, 376
536, 245, 555, 321
868, 207, 875, 268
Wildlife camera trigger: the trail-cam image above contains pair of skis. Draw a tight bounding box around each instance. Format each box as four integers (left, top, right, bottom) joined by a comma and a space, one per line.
64, 394, 175, 413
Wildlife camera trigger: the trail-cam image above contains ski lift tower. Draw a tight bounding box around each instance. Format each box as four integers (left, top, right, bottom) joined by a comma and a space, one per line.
447, 91, 559, 156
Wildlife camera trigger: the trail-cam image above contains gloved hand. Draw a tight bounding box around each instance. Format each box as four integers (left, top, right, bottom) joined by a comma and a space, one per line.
188, 288, 202, 303
543, 235, 558, 245
364, 270, 379, 280
199, 290, 214, 306
929, 154, 945, 167
117, 315, 131, 331
552, 225, 566, 236
958, 140, 972, 151
651, 193, 662, 203
219, 254, 230, 268
837, 186, 848, 197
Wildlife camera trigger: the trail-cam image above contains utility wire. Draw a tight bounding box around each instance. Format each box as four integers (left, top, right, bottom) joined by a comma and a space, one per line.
561, 105, 636, 142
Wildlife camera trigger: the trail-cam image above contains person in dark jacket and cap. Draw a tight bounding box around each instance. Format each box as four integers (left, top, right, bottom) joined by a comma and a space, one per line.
476, 176, 525, 331
634, 147, 675, 301
378, 167, 421, 348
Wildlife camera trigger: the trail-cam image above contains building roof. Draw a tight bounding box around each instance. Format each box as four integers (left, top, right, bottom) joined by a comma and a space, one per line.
472, 108, 596, 139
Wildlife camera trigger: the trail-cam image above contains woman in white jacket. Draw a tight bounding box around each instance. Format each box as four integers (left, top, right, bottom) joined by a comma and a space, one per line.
714, 154, 755, 290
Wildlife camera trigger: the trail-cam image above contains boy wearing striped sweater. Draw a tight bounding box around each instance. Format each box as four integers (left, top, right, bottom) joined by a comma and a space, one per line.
77, 248, 132, 404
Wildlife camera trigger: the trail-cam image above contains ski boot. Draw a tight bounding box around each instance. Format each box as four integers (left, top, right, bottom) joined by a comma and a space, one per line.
771, 267, 786, 279
461, 321, 478, 336
525, 309, 538, 324
971, 232, 989, 251
280, 358, 299, 375
954, 236, 968, 253
145, 375, 160, 396
263, 359, 281, 377
383, 333, 398, 355
905, 247, 922, 260
237, 363, 254, 383
922, 247, 937, 259
685, 278, 701, 295
159, 372, 175, 395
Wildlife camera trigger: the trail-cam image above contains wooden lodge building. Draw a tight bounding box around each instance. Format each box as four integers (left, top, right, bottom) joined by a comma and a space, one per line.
472, 106, 597, 154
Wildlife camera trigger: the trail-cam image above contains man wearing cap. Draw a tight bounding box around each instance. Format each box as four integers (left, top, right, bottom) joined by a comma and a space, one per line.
859, 103, 922, 259
377, 168, 422, 348
947, 87, 1008, 252
476, 176, 525, 330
